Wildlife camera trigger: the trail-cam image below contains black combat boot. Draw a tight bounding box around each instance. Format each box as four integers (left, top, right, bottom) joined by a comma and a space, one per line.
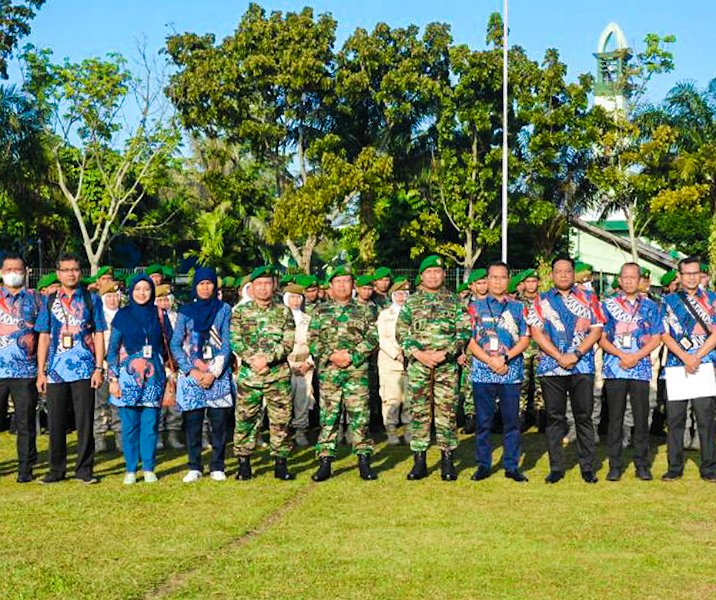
311, 456, 333, 482
235, 456, 252, 480
462, 414, 476, 434
274, 457, 296, 480
358, 454, 378, 480
440, 450, 457, 481
406, 451, 428, 480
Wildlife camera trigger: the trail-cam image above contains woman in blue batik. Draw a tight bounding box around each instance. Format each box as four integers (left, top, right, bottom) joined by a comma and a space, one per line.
107, 275, 171, 485
170, 266, 233, 483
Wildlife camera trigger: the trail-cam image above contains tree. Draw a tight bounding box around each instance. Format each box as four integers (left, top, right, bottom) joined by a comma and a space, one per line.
0, 0, 45, 79
22, 46, 179, 273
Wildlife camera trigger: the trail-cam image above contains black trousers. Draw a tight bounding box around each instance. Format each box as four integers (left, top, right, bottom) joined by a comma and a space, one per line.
666, 395, 716, 476
184, 407, 230, 472
46, 380, 95, 478
604, 378, 650, 470
0, 378, 38, 473
541, 374, 596, 473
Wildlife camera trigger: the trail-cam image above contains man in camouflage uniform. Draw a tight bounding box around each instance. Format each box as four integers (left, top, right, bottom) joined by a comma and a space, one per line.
372, 267, 393, 310
397, 255, 470, 481
355, 274, 379, 321
231, 265, 296, 480
308, 265, 379, 481
516, 269, 545, 430
355, 273, 381, 432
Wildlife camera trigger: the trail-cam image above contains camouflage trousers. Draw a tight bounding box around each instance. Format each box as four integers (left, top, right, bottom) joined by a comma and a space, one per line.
93, 381, 121, 437
407, 361, 459, 452
234, 377, 292, 458
316, 366, 373, 457
459, 362, 475, 417
519, 342, 543, 416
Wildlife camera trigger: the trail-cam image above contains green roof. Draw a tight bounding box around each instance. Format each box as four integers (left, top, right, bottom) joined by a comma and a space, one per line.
586, 220, 629, 233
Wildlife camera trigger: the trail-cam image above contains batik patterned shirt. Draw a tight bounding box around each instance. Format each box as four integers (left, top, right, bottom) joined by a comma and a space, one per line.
0, 287, 43, 379
661, 289, 716, 368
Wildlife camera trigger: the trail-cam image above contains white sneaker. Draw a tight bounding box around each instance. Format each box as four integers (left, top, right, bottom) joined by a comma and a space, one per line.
209, 470, 227, 482
123, 472, 137, 485
182, 469, 202, 483
143, 471, 158, 483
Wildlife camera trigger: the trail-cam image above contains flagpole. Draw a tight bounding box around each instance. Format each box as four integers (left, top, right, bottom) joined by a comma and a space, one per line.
501, 0, 509, 263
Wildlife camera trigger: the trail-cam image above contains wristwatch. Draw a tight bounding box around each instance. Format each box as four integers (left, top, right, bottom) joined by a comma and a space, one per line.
574, 349, 584, 360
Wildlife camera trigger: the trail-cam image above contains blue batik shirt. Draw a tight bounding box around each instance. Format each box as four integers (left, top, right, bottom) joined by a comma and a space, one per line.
34, 288, 107, 383
170, 303, 234, 411
0, 287, 43, 379
526, 286, 605, 377
601, 293, 663, 381
661, 289, 716, 368
469, 295, 528, 384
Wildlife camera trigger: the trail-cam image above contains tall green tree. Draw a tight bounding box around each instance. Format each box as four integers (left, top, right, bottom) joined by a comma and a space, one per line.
0, 0, 45, 79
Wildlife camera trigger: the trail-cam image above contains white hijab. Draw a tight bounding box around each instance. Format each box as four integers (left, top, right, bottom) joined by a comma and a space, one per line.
283, 292, 304, 326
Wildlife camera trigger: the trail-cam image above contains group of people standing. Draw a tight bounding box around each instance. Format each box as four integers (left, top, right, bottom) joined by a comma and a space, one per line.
0, 250, 714, 486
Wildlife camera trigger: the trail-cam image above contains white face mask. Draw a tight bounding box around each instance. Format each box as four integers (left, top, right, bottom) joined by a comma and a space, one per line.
3, 272, 25, 288
581, 281, 593, 292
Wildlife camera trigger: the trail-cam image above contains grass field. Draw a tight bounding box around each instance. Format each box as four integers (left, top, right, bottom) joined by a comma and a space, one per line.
0, 427, 715, 600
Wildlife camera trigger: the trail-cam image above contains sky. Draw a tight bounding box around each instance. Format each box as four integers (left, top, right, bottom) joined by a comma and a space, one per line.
7, 0, 715, 105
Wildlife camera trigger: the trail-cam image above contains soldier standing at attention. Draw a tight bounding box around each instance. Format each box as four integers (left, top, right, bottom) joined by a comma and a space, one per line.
355, 275, 379, 322
372, 267, 393, 310
396, 255, 470, 481
232, 266, 296, 480
516, 269, 545, 430
308, 265, 379, 482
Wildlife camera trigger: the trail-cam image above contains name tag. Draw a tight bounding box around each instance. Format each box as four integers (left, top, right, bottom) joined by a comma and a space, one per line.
488, 335, 499, 352
622, 334, 633, 349
679, 337, 693, 350
61, 334, 73, 349
202, 344, 214, 360
142, 345, 153, 359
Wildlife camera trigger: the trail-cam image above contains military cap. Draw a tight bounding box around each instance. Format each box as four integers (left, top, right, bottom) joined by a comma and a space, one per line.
279, 273, 295, 285
98, 281, 119, 296
155, 284, 172, 298
414, 273, 421, 286
507, 275, 520, 295
467, 268, 487, 284
96, 266, 113, 279
37, 273, 59, 291
145, 263, 163, 276
701, 263, 709, 274
161, 265, 175, 279
326, 264, 353, 282
660, 270, 677, 287
295, 274, 318, 289
222, 276, 236, 288
575, 261, 593, 274
373, 267, 392, 280
389, 278, 410, 294
355, 274, 374, 287
457, 282, 469, 294
640, 266, 651, 278
240, 275, 252, 288
521, 268, 538, 280
611, 276, 620, 290
81, 275, 96, 286
419, 255, 445, 274
248, 265, 278, 282
284, 283, 305, 295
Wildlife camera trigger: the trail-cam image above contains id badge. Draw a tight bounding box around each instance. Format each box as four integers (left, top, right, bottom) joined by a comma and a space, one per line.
622, 334, 633, 349
488, 335, 499, 352
679, 337, 693, 350
61, 334, 73, 349
202, 344, 214, 360
142, 345, 153, 359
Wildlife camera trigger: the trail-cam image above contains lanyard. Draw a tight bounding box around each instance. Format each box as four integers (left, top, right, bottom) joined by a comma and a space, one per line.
485, 297, 508, 330
616, 295, 642, 320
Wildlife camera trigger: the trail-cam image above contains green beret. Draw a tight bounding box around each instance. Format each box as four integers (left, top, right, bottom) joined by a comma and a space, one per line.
701, 263, 709, 274
295, 274, 318, 289
81, 276, 96, 286
414, 273, 421, 286
393, 276, 407, 285
507, 275, 520, 295
467, 268, 487, 284
222, 276, 236, 288
248, 265, 278, 282
457, 282, 469, 294
146, 263, 163, 276
611, 276, 620, 290
326, 264, 353, 282
279, 273, 295, 285
575, 261, 593, 274
419, 255, 445, 274
640, 267, 651, 278
373, 267, 392, 280
660, 270, 677, 287
522, 268, 538, 280
96, 266, 113, 278
355, 274, 374, 287
37, 273, 58, 291
161, 265, 175, 279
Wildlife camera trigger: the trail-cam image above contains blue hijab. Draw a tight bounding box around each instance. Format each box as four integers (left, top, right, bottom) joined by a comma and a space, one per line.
179, 266, 222, 334
112, 275, 163, 355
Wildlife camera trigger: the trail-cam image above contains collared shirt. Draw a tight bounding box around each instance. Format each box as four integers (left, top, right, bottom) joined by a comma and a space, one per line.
469, 295, 528, 384
602, 293, 663, 381
661, 289, 716, 367
526, 286, 605, 377
0, 287, 43, 379
34, 288, 107, 383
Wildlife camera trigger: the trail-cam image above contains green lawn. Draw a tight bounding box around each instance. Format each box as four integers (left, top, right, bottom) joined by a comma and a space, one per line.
0, 428, 714, 600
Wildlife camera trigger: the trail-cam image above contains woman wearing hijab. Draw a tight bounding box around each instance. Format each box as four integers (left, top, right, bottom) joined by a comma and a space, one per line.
107, 275, 171, 484
283, 284, 314, 447
170, 266, 233, 483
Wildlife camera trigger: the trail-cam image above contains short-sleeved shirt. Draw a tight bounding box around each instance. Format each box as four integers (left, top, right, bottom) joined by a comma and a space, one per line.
0, 287, 43, 379
526, 286, 605, 377
34, 288, 107, 383
661, 289, 716, 368
601, 293, 663, 381
468, 295, 528, 384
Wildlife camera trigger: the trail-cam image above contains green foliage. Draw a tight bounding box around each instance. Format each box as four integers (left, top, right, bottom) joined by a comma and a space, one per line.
0, 0, 45, 79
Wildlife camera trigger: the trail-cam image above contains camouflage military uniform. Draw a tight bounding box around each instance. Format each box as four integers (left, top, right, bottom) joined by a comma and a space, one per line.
231, 300, 295, 458
516, 293, 544, 419
308, 299, 378, 457
458, 296, 476, 422
396, 288, 470, 452
357, 297, 381, 429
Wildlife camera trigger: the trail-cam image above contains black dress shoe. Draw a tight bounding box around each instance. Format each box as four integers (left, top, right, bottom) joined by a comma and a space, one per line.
661, 470, 683, 482
311, 456, 333, 482
606, 468, 621, 482
471, 466, 491, 481
358, 454, 378, 481
544, 470, 564, 484
505, 470, 528, 483
16, 472, 33, 483
407, 451, 428, 481
274, 457, 296, 481
635, 466, 653, 481
701, 472, 716, 483
581, 471, 598, 484
40, 472, 64, 485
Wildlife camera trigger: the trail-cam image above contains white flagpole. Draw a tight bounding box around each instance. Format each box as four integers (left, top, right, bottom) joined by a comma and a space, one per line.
501, 0, 509, 262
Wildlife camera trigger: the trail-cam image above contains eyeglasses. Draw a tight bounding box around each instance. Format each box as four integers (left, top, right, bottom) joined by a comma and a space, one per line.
680, 271, 700, 277
57, 268, 81, 273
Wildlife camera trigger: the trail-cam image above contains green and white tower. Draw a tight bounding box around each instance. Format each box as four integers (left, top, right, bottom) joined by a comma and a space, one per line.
593, 22, 631, 114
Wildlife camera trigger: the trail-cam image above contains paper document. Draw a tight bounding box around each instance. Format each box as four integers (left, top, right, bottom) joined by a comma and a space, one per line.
665, 365, 716, 401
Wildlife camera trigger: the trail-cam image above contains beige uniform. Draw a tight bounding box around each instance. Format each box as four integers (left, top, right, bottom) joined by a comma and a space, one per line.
288, 311, 314, 431
377, 305, 410, 432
